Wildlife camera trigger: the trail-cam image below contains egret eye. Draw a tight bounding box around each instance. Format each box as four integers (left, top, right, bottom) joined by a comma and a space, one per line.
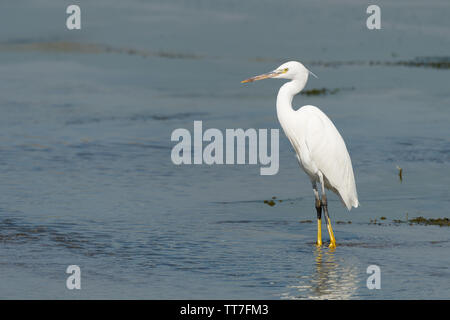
283, 68, 289, 72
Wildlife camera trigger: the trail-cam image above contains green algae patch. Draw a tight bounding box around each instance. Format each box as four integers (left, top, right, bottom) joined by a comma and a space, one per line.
0, 41, 203, 60
369, 219, 383, 226
392, 216, 450, 227
308, 56, 450, 69
408, 217, 450, 227
263, 200, 276, 207
263, 196, 284, 206
301, 88, 342, 96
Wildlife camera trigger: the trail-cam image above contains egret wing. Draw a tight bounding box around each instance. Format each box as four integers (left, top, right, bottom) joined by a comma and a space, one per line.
297, 106, 358, 210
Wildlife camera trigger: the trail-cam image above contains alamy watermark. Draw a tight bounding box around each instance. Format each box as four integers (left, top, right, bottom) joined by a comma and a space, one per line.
171, 121, 279, 175
66, 5, 81, 30
366, 265, 381, 289
366, 5, 381, 30
66, 265, 81, 290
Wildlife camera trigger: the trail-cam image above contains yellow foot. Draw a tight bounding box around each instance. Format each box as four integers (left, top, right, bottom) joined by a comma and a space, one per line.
326, 218, 337, 249
316, 240, 323, 247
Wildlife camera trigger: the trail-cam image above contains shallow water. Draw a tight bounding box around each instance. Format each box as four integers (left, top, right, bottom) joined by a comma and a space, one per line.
0, 0, 449, 299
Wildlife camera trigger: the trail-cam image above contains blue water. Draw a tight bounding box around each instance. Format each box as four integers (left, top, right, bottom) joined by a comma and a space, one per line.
0, 0, 449, 299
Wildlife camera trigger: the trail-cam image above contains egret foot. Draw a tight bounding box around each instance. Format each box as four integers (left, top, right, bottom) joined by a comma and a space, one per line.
326, 217, 337, 249
322, 194, 337, 249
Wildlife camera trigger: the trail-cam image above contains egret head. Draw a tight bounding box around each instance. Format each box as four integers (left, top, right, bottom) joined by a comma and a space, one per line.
241, 61, 317, 83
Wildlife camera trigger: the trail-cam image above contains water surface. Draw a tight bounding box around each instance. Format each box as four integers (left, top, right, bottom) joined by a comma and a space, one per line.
0, 0, 449, 299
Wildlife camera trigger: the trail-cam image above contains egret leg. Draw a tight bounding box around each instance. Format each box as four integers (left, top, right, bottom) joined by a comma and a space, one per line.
322, 194, 336, 249
318, 173, 336, 249
313, 182, 322, 246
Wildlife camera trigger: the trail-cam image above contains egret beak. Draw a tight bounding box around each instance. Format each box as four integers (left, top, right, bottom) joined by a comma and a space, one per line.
241, 70, 280, 83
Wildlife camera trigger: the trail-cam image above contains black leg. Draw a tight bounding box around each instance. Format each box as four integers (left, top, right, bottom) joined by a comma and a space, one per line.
315, 198, 322, 220
315, 195, 322, 246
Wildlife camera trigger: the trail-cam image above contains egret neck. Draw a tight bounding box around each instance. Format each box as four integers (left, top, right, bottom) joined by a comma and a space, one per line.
276, 78, 307, 132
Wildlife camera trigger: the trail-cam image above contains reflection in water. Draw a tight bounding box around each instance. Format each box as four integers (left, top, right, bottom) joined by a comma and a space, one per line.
281, 247, 359, 300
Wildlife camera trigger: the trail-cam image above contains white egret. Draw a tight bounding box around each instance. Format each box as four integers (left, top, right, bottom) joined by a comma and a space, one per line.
242, 61, 359, 248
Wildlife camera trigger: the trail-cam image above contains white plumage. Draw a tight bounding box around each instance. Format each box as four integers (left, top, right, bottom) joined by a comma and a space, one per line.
280, 104, 359, 210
